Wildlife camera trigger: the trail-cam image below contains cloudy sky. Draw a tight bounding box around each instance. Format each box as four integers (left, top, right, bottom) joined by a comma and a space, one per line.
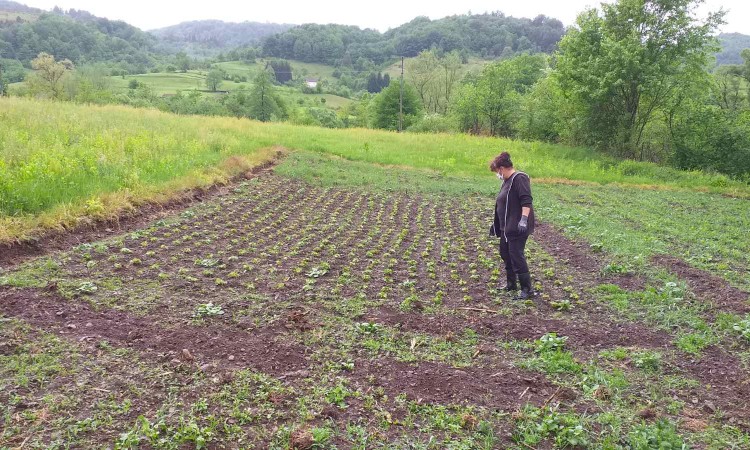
20, 0, 749, 34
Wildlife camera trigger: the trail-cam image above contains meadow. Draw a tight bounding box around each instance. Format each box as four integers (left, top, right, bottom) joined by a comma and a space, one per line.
1, 96, 749, 448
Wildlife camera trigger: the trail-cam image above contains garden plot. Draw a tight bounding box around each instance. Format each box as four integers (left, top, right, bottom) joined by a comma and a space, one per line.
1, 173, 750, 449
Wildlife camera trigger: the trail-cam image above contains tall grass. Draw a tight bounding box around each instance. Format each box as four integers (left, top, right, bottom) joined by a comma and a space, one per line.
1, 97, 747, 242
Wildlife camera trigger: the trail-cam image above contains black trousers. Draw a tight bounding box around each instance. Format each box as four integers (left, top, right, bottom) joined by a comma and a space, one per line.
499, 235, 529, 276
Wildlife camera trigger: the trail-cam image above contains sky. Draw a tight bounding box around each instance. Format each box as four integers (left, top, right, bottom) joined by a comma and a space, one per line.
19, 0, 750, 34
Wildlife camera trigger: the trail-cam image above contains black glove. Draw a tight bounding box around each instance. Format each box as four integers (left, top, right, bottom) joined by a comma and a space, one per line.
518, 215, 529, 234
489, 224, 496, 237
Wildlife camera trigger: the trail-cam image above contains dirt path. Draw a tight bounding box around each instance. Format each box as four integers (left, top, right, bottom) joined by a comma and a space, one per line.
653, 255, 750, 314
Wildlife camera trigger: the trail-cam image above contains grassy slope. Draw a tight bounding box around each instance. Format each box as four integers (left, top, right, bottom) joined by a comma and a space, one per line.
109, 71, 234, 95
215, 59, 337, 80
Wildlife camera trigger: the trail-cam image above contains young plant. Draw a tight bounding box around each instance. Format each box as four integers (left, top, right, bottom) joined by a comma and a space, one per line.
194, 302, 225, 318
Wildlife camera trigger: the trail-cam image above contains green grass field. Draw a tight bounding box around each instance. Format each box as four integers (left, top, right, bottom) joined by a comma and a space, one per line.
109, 71, 243, 95
107, 66, 352, 108
215, 59, 338, 80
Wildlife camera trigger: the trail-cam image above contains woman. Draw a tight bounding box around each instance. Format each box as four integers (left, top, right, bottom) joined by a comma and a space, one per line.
489, 152, 535, 299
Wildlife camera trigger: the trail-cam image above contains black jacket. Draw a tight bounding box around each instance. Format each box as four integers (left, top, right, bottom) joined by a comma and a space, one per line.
490, 171, 534, 241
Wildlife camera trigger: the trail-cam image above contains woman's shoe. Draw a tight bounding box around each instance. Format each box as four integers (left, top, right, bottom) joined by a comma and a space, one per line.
516, 273, 535, 299
499, 274, 518, 291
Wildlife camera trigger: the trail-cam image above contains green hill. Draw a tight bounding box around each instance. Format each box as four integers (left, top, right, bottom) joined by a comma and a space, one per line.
0, 5, 160, 72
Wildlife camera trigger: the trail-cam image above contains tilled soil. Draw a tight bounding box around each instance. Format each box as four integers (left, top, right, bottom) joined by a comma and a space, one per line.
351, 358, 554, 408
2, 172, 749, 446
533, 222, 646, 291
0, 287, 309, 377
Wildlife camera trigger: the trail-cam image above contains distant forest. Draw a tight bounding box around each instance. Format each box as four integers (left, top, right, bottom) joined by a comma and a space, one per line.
717, 33, 750, 65
150, 20, 295, 58
0, 3, 159, 74
261, 14, 565, 65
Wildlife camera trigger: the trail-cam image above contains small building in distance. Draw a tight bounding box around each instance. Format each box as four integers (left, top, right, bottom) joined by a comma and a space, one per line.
305, 79, 319, 89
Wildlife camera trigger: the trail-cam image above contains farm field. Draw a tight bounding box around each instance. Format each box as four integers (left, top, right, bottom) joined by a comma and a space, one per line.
1, 97, 750, 448
1, 150, 750, 448
106, 65, 352, 107
109, 71, 239, 95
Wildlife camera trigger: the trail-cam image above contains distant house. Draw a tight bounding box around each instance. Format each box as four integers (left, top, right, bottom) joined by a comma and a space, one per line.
305, 79, 318, 89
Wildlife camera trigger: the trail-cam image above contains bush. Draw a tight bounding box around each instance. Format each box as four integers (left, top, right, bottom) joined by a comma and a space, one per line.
627, 419, 687, 450
0, 58, 26, 83
672, 106, 750, 180
407, 114, 457, 133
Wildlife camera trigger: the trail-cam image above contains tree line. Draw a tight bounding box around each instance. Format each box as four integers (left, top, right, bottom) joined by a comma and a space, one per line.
261, 13, 565, 66
0, 9, 159, 73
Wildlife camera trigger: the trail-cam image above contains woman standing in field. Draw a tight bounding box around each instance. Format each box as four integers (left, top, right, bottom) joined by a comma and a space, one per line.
489, 152, 536, 299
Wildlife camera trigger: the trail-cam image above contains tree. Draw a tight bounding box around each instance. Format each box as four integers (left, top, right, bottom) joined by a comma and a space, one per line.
0, 59, 26, 83
473, 54, 546, 136
206, 68, 224, 92
711, 68, 746, 111
175, 52, 191, 72
0, 68, 6, 97
27, 52, 74, 99
452, 83, 483, 134
248, 70, 285, 122
268, 60, 292, 84
436, 51, 462, 114
406, 50, 439, 112
370, 81, 421, 130
407, 50, 463, 114
555, 0, 724, 158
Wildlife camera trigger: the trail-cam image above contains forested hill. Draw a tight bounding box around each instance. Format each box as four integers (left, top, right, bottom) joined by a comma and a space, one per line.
150, 20, 294, 55
0, 2, 159, 70
262, 13, 566, 65
717, 33, 750, 65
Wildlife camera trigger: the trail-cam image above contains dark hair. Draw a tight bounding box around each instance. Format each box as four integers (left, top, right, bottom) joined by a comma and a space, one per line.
489, 152, 513, 171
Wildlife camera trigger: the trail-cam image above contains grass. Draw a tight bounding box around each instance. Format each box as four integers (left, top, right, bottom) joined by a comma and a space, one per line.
109, 71, 237, 95
214, 59, 338, 81
107, 66, 352, 107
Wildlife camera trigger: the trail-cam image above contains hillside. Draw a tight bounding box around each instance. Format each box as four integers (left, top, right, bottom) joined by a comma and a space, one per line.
0, 4, 160, 71
1, 96, 746, 243
262, 14, 566, 65
717, 32, 750, 65
150, 20, 294, 56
